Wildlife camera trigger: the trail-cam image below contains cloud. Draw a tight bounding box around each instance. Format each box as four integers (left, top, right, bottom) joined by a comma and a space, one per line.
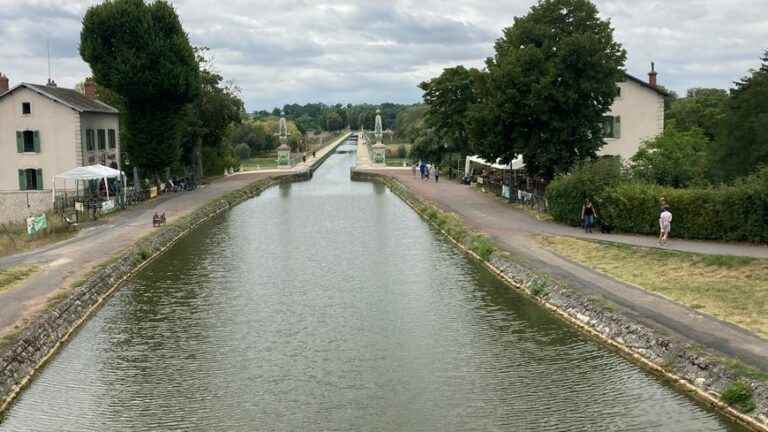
1, 0, 766, 109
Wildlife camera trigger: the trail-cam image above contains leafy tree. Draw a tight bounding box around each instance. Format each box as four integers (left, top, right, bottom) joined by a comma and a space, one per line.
179, 48, 244, 177
713, 50, 768, 181
234, 142, 251, 161
631, 125, 711, 187
80, 0, 200, 176
395, 104, 428, 142
325, 111, 344, 131
419, 66, 482, 158
473, 0, 626, 180
666, 88, 728, 140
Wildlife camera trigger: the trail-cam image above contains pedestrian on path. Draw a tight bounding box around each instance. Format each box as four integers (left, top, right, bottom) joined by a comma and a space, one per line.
659, 206, 672, 246
581, 199, 597, 233
419, 162, 426, 180
425, 164, 431, 181
434, 166, 440, 183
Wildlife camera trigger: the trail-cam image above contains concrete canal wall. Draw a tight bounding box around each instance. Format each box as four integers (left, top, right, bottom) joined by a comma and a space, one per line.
351, 169, 768, 432
0, 137, 353, 414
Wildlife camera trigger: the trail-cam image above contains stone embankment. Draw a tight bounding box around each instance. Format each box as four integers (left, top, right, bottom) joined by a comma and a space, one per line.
0, 173, 304, 414
351, 169, 768, 432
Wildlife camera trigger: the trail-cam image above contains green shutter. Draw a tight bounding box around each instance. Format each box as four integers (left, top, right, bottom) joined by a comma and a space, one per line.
18, 169, 26, 190
33, 131, 41, 153
16, 131, 23, 153
36, 169, 43, 190
614, 116, 621, 139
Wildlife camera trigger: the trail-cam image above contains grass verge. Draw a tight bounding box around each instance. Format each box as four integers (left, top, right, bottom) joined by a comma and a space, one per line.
537, 235, 768, 339
0, 265, 39, 293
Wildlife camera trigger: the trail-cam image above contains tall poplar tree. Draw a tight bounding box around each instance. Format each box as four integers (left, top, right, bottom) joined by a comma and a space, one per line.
80, 0, 200, 176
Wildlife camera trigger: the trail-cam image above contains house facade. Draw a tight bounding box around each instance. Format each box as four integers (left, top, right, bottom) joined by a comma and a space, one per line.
600, 68, 666, 160
0, 74, 120, 223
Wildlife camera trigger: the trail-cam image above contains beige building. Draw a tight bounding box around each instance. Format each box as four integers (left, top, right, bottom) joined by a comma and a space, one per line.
600, 67, 667, 160
0, 74, 120, 223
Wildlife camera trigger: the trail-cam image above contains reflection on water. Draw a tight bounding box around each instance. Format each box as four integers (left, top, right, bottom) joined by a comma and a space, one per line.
0, 150, 746, 432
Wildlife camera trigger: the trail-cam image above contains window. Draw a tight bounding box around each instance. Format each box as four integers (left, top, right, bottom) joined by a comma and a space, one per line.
108, 129, 116, 149
602, 116, 621, 139
88, 156, 96, 164
18, 168, 42, 191
97, 129, 106, 150
16, 130, 39, 152
22, 102, 31, 115
86, 129, 95, 152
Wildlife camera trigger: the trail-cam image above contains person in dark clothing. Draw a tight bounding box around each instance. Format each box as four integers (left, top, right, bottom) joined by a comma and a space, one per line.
434, 167, 440, 183
581, 199, 597, 233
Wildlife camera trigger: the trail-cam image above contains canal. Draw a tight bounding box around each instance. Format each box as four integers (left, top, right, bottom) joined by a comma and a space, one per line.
0, 146, 746, 431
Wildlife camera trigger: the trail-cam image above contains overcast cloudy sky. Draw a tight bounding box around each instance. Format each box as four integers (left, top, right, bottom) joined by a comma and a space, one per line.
2, 0, 767, 111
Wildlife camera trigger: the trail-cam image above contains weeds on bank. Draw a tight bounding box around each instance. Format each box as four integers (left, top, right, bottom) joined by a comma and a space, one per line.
469, 235, 495, 261
721, 380, 756, 413
537, 235, 768, 339
0, 265, 39, 293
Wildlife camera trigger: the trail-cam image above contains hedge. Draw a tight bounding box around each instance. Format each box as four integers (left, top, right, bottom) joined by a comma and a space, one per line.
546, 165, 768, 242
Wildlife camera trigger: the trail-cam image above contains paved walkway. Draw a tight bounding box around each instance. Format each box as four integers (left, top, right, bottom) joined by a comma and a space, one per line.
0, 133, 349, 338
364, 168, 768, 371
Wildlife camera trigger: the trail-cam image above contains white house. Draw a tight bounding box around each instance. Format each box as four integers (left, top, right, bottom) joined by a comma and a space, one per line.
0, 73, 120, 223
600, 65, 666, 160
466, 65, 667, 178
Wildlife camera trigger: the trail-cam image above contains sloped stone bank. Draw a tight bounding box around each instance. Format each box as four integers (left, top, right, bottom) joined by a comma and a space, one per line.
0, 173, 303, 414
352, 169, 768, 432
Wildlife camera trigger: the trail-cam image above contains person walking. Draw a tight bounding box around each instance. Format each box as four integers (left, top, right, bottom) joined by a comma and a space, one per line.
425, 164, 431, 181
659, 206, 672, 246
434, 166, 440, 183
419, 162, 426, 180
581, 199, 597, 233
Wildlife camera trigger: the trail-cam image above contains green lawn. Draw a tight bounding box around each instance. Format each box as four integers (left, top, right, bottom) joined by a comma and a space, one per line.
385, 158, 412, 167
537, 235, 768, 339
241, 154, 278, 171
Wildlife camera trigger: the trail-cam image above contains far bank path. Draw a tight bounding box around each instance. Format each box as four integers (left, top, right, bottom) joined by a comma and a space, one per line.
0, 133, 349, 337
362, 167, 768, 371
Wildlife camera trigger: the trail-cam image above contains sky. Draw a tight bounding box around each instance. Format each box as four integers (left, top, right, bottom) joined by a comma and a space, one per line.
2, 0, 767, 111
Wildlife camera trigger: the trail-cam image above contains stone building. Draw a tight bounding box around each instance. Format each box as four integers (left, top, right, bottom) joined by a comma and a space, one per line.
0, 74, 120, 223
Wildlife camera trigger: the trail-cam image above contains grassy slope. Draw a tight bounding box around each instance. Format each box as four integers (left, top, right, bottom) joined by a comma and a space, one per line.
537, 235, 768, 339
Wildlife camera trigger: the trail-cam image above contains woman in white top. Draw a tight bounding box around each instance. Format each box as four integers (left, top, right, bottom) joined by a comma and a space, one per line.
659, 207, 672, 245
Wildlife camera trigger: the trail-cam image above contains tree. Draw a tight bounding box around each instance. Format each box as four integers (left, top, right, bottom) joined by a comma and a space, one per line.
666, 88, 728, 140
325, 111, 344, 131
177, 47, 244, 177
80, 0, 200, 176
419, 66, 482, 158
631, 125, 711, 187
473, 0, 626, 180
234, 143, 251, 161
712, 50, 768, 181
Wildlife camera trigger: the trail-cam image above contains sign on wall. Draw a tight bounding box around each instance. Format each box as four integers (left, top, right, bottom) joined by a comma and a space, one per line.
26, 214, 48, 235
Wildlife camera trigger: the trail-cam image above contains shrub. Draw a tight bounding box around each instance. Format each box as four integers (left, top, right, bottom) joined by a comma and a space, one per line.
546, 157, 625, 227
547, 165, 768, 242
470, 235, 495, 260
397, 144, 408, 159
720, 380, 756, 413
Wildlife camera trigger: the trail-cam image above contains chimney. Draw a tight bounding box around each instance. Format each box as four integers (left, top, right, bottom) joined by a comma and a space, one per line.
648, 62, 658, 88
83, 78, 97, 99
0, 73, 9, 94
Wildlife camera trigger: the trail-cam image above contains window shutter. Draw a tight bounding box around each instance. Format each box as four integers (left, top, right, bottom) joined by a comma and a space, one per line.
18, 170, 26, 190
16, 132, 23, 153
615, 116, 621, 139
33, 131, 41, 153
36, 169, 43, 190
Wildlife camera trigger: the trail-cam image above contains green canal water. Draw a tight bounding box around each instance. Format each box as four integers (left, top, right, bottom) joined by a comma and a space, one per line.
0, 148, 747, 431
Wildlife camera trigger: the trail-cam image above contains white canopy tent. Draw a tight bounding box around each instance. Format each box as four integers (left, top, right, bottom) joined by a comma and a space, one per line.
464, 155, 525, 175
52, 164, 126, 204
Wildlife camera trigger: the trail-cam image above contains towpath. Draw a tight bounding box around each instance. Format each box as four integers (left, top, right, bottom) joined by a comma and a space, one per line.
362, 167, 768, 371
0, 133, 349, 338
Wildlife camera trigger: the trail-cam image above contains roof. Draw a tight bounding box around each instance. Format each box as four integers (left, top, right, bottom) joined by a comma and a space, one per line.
0, 83, 119, 114
623, 73, 669, 97
55, 164, 124, 181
